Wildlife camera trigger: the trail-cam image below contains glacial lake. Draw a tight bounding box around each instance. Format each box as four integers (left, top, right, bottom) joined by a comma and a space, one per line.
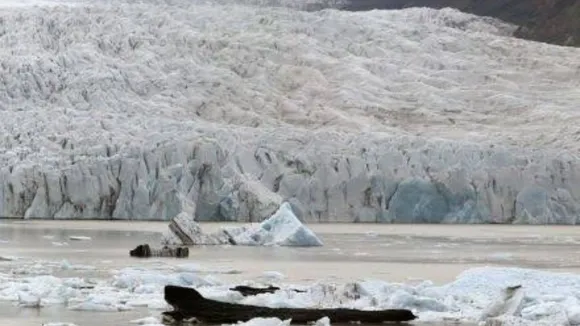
2, 220, 580, 326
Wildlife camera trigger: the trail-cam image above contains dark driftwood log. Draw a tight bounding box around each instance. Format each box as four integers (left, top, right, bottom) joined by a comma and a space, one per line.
163, 285, 417, 324
230, 285, 306, 297
129, 244, 189, 258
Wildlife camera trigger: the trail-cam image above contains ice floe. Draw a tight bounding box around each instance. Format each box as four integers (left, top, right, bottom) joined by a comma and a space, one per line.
68, 236, 92, 241
130, 316, 164, 326
234, 317, 291, 326
1, 256, 580, 326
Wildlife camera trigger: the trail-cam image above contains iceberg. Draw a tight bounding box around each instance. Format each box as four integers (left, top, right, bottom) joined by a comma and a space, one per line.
225, 202, 324, 247
163, 202, 323, 247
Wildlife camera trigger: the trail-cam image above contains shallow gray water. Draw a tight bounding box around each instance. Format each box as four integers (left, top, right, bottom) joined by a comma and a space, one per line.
2, 221, 580, 325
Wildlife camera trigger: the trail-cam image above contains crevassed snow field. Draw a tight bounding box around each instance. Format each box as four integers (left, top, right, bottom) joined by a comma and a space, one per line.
1, 0, 580, 223
2, 0, 579, 156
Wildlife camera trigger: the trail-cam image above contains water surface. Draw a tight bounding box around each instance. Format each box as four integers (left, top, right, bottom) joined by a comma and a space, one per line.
2, 221, 580, 325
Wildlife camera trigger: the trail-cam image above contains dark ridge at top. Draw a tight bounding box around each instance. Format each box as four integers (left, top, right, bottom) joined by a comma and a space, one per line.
342, 0, 580, 47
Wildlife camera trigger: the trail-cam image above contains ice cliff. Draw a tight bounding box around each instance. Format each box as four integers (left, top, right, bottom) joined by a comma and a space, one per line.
1, 0, 580, 223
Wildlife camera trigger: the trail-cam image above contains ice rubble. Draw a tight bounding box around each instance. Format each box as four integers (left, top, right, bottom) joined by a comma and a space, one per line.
1, 0, 580, 222
234, 318, 291, 326
130, 316, 164, 326
163, 202, 323, 247
4, 259, 580, 326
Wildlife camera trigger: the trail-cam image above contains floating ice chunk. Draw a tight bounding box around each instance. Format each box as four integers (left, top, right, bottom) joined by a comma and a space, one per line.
68, 294, 133, 312
259, 271, 286, 282
113, 267, 215, 290
174, 264, 240, 275
60, 260, 72, 270
353, 252, 370, 257
163, 211, 231, 245
480, 285, 524, 320
314, 317, 330, 326
68, 236, 91, 241
60, 260, 95, 271
130, 316, 163, 325
480, 315, 554, 326
174, 263, 203, 273
567, 305, 580, 325
388, 289, 448, 312
520, 302, 569, 323
227, 202, 323, 247
234, 317, 292, 326
365, 231, 379, 237
69, 301, 131, 312
6, 275, 77, 306
434, 267, 580, 324
165, 203, 322, 247
18, 292, 42, 308
0, 255, 17, 261
489, 252, 514, 260
126, 296, 168, 310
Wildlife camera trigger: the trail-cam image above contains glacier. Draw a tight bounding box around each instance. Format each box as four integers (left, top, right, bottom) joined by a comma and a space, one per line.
1, 0, 580, 222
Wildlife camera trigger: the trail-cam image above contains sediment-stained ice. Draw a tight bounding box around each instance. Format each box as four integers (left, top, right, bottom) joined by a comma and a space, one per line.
162, 202, 323, 246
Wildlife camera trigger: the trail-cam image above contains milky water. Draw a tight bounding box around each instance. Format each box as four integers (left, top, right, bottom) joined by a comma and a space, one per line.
2, 221, 580, 325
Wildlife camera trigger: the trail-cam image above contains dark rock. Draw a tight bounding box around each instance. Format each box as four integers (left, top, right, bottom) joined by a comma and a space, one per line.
129, 244, 189, 258
230, 285, 306, 296
342, 0, 580, 47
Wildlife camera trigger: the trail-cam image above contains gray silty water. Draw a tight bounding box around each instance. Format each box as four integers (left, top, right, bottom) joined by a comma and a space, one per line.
0, 221, 530, 326
3, 222, 580, 281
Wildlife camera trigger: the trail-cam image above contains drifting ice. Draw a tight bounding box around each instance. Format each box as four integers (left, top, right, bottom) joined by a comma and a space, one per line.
224, 202, 323, 247
163, 202, 323, 247
3, 264, 580, 325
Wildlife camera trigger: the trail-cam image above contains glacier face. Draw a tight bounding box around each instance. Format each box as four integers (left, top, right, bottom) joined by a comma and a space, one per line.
1, 0, 580, 222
